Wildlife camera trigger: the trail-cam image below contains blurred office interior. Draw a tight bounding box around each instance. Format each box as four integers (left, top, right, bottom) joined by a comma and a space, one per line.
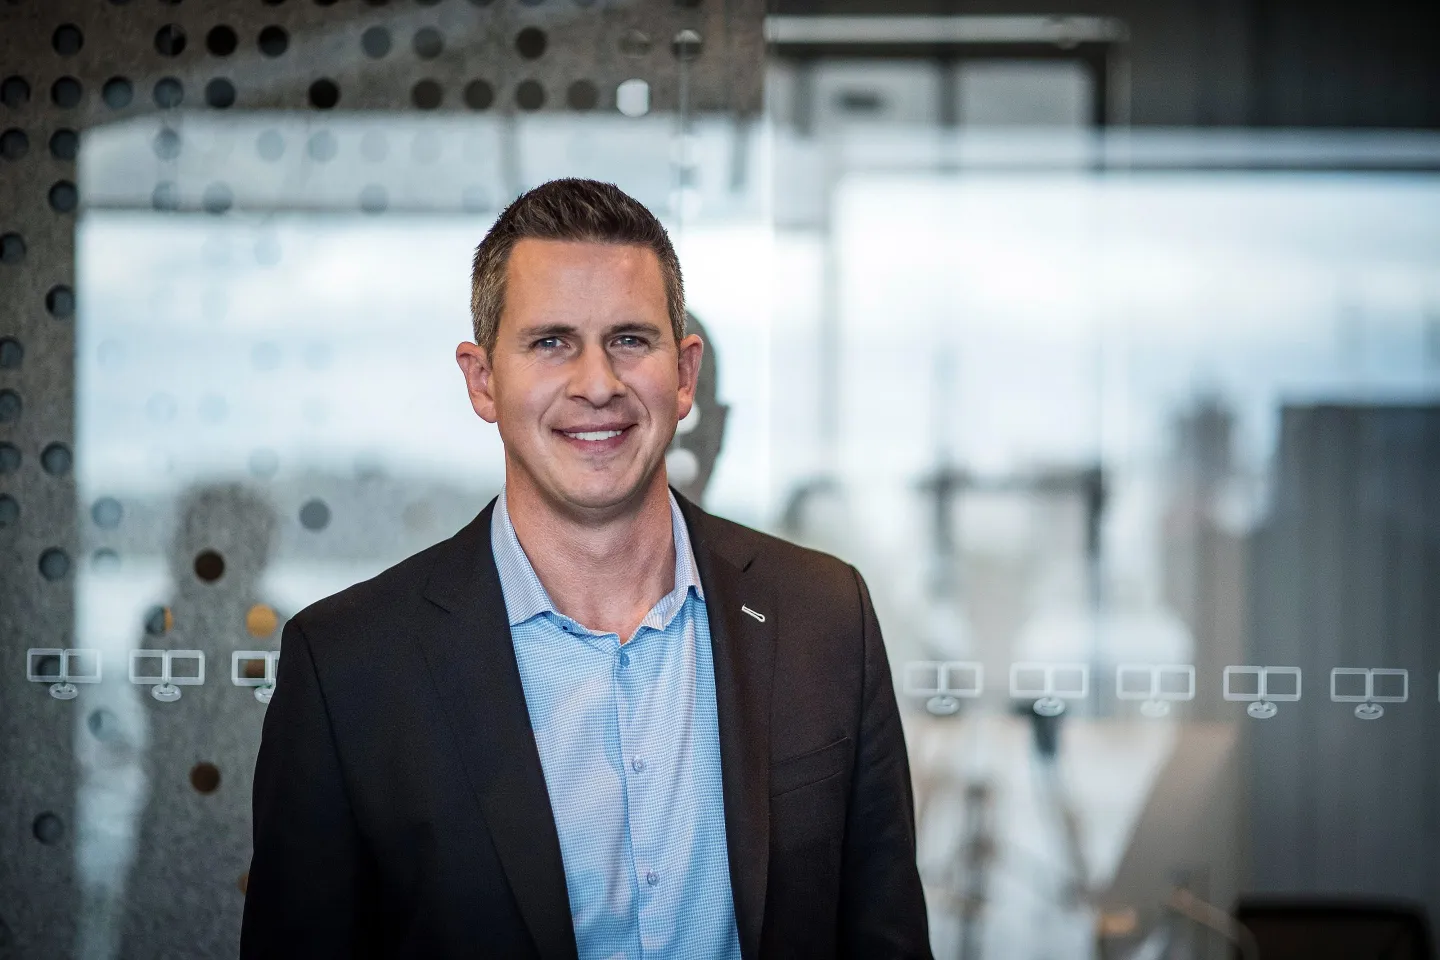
1, 0, 1438, 957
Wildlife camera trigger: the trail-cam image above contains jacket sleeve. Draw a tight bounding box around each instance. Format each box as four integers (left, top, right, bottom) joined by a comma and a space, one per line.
838, 567, 933, 958
241, 616, 375, 958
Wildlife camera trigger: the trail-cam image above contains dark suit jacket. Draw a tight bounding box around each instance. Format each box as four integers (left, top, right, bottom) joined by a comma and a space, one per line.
240, 493, 931, 959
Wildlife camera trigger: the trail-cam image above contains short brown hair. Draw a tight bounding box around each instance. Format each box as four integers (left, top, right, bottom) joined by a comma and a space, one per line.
469, 179, 685, 355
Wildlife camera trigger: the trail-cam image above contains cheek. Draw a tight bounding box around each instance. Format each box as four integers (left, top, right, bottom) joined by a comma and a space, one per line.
495, 370, 562, 427
631, 366, 682, 420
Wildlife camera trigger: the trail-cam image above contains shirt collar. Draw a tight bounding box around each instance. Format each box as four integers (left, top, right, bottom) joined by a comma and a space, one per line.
490, 485, 704, 629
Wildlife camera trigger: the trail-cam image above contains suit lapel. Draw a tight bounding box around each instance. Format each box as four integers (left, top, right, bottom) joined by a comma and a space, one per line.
418, 500, 578, 960
678, 494, 776, 960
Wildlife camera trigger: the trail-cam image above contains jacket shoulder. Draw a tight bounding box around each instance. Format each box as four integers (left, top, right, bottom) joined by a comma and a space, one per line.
698, 510, 859, 593
286, 517, 477, 640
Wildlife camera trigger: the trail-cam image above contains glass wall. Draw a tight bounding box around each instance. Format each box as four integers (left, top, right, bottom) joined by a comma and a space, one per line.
767, 47, 1440, 960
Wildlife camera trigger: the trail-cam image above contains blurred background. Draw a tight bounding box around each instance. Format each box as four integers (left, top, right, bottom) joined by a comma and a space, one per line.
2, 1, 1438, 958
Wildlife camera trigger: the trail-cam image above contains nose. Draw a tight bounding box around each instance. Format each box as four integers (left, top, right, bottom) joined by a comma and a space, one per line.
568, 341, 626, 407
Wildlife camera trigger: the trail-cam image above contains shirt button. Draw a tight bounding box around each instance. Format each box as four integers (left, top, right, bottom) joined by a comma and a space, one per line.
646, 870, 659, 887
618, 652, 630, 668
631, 757, 646, 773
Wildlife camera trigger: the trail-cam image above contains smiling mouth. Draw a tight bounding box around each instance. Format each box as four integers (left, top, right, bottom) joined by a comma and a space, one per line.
555, 425, 634, 448
562, 429, 626, 441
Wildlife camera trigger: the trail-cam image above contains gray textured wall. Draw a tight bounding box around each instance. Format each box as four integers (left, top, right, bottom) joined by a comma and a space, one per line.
0, 2, 761, 957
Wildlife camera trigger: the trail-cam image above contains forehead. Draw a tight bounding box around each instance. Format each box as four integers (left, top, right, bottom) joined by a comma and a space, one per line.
504, 238, 666, 313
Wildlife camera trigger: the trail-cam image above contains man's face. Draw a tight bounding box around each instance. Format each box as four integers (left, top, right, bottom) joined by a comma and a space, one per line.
457, 239, 702, 519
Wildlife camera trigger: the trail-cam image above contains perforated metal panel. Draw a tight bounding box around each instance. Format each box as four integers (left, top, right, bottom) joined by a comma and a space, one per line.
0, 2, 762, 956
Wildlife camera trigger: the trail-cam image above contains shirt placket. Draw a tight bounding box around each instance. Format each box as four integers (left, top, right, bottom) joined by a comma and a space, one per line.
615, 628, 672, 955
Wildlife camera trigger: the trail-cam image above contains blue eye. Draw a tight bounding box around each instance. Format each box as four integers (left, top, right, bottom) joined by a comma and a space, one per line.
534, 336, 563, 350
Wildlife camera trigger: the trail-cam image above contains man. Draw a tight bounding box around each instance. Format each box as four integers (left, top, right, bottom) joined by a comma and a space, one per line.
241, 179, 930, 959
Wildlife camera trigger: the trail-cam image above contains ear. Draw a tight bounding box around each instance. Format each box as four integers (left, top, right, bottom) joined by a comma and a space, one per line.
675, 332, 704, 421
455, 340, 498, 423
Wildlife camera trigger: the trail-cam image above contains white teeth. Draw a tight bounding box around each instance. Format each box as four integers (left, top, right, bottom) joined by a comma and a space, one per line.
566, 429, 623, 441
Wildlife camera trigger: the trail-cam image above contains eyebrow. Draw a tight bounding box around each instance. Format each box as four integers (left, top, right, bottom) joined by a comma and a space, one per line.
515, 321, 665, 340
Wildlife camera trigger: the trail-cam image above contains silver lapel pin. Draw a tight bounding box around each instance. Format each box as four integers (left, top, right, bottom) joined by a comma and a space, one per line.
741, 605, 766, 623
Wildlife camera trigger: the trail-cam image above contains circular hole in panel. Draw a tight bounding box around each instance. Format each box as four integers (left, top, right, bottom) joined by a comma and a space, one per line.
566, 79, 598, 111
249, 448, 280, 478
152, 181, 179, 211
0, 494, 17, 528
251, 341, 280, 369
411, 130, 441, 163
0, 390, 19, 422
198, 394, 228, 423
666, 447, 699, 486
206, 25, 238, 56
299, 498, 331, 530
413, 27, 444, 60
359, 129, 387, 161
51, 77, 83, 109
153, 128, 181, 159
48, 180, 78, 213
411, 79, 442, 110
32, 813, 64, 845
205, 78, 236, 109
672, 28, 702, 60
145, 392, 177, 422
155, 24, 187, 57
91, 496, 123, 528
190, 762, 221, 794
194, 549, 225, 583
101, 77, 133, 109
463, 79, 494, 110
0, 442, 20, 472
0, 128, 27, 160
87, 708, 123, 742
144, 604, 173, 636
246, 604, 279, 638
202, 182, 233, 214
0, 233, 25, 265
359, 184, 388, 214
256, 129, 284, 161
92, 548, 120, 573
306, 130, 337, 162
361, 26, 391, 58
616, 78, 650, 117
309, 78, 339, 109
46, 285, 74, 317
39, 547, 71, 581
515, 80, 545, 111
41, 442, 72, 476
153, 77, 184, 108
48, 129, 78, 160
618, 29, 652, 57
52, 24, 84, 56
0, 337, 21, 369
258, 25, 289, 57
255, 235, 281, 265
515, 27, 547, 59
1, 76, 31, 108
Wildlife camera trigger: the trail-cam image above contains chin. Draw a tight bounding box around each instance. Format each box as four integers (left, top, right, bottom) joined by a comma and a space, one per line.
550, 468, 657, 513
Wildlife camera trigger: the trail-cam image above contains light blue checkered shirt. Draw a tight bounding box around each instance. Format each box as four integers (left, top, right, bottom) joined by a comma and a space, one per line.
491, 487, 742, 960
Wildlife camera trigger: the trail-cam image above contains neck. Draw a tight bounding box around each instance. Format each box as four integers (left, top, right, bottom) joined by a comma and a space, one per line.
504, 469, 677, 642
